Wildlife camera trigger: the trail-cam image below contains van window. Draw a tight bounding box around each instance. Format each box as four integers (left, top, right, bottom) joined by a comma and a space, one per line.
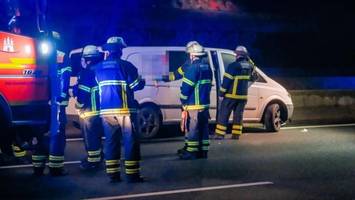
221, 53, 236, 69
168, 51, 188, 72
127, 53, 169, 80
255, 71, 267, 83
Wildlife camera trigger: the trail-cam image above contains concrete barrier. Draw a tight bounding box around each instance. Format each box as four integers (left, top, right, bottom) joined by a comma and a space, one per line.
289, 90, 355, 124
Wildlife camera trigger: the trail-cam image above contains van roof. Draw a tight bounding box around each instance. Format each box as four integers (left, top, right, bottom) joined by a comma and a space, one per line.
70, 46, 236, 57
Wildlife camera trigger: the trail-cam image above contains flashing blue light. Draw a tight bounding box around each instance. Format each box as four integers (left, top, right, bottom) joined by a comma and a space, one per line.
40, 41, 51, 55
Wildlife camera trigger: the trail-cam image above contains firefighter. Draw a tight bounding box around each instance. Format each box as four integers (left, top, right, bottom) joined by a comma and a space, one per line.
178, 42, 212, 160
48, 32, 71, 176
214, 45, 254, 140
161, 41, 200, 156
74, 45, 104, 170
96, 36, 145, 183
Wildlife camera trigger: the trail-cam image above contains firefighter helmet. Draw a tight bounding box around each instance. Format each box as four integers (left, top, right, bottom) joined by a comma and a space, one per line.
186, 41, 199, 50
103, 36, 127, 52
235, 45, 249, 56
107, 36, 127, 48
186, 41, 206, 56
82, 45, 100, 58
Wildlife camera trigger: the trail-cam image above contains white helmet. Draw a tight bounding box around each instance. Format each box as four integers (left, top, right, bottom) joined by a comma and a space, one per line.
82, 45, 100, 58
235, 45, 249, 56
106, 36, 127, 48
186, 41, 206, 56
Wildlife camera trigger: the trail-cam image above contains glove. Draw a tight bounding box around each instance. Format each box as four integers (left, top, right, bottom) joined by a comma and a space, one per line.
180, 110, 189, 133
161, 75, 170, 82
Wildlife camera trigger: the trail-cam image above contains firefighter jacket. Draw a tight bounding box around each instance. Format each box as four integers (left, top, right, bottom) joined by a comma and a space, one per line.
95, 58, 145, 116
180, 58, 212, 111
75, 66, 100, 119
56, 50, 72, 106
220, 57, 253, 100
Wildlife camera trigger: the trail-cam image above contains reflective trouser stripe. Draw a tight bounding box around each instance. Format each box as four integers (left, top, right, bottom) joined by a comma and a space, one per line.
215, 124, 227, 136
125, 160, 140, 175
187, 141, 199, 152
32, 155, 47, 168
12, 145, 26, 157
106, 160, 120, 174
49, 155, 64, 168
232, 125, 243, 135
48, 162, 64, 168
202, 140, 210, 151
88, 149, 101, 163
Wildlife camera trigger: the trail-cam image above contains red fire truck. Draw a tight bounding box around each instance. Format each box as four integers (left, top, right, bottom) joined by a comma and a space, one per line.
0, 31, 50, 132
0, 0, 51, 150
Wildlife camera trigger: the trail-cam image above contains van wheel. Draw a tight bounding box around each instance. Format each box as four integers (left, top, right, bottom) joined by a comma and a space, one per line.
264, 103, 282, 132
138, 105, 161, 139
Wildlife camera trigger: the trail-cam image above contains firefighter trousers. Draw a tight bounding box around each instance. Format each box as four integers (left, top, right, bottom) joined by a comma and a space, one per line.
32, 134, 49, 170
185, 109, 210, 154
49, 106, 67, 169
215, 98, 247, 136
101, 114, 141, 178
80, 115, 103, 163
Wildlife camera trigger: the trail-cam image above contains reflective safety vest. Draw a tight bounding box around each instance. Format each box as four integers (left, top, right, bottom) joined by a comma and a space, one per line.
95, 58, 144, 115
220, 57, 253, 100
56, 51, 72, 106
180, 58, 212, 111
75, 66, 100, 118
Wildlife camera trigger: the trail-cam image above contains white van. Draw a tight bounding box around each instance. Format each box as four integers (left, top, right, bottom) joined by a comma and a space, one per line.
68, 47, 293, 138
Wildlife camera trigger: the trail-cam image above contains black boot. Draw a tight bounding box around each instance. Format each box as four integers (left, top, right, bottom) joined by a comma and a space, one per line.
33, 167, 44, 176
179, 151, 198, 160
126, 174, 145, 183
80, 159, 100, 171
197, 150, 208, 159
231, 134, 240, 140
49, 167, 68, 177
109, 173, 121, 183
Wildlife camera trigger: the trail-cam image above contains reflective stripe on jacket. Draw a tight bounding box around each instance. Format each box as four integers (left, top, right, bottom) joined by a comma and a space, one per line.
180, 58, 212, 111
95, 58, 144, 115
220, 57, 253, 100
76, 67, 100, 118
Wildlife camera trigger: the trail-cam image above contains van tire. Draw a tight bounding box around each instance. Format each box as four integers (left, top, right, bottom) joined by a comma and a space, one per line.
264, 103, 282, 132
138, 104, 161, 139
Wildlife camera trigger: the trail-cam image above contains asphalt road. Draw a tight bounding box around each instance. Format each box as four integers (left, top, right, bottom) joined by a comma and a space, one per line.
1, 124, 355, 200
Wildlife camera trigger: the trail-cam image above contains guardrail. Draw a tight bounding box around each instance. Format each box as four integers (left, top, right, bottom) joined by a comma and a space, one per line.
289, 90, 355, 124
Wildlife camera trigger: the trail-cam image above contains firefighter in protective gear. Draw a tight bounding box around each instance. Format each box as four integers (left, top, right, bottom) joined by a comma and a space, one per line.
47, 31, 72, 176
214, 45, 254, 140
178, 42, 212, 160
162, 41, 199, 155
74, 45, 104, 170
96, 36, 145, 183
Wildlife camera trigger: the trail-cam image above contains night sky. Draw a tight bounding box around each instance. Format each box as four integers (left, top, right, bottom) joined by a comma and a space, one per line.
1, 0, 354, 76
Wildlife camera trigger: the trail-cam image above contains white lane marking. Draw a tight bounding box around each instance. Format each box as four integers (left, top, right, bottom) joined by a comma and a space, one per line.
86, 181, 274, 200
66, 124, 355, 142
282, 123, 355, 130
0, 161, 80, 170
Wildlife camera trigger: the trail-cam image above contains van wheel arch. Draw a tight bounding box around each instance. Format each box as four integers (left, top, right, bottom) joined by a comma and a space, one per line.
262, 100, 288, 132
137, 102, 163, 139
